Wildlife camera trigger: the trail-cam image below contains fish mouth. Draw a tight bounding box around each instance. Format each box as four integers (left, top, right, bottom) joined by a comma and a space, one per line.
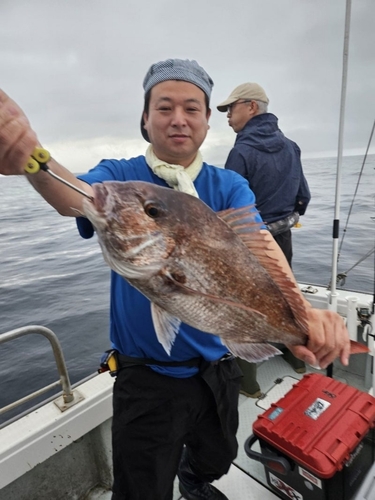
81, 183, 115, 229
81, 182, 167, 279
89, 183, 110, 210
82, 197, 105, 230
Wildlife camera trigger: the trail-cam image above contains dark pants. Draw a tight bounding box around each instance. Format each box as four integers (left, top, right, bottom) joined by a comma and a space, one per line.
111, 362, 241, 500
273, 229, 293, 266
236, 357, 260, 394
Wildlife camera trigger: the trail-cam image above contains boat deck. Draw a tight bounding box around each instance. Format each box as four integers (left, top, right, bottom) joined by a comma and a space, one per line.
185, 353, 371, 499
1, 291, 373, 500
87, 352, 368, 500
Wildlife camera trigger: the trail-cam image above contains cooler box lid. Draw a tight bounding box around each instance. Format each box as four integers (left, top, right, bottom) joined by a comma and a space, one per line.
253, 373, 375, 478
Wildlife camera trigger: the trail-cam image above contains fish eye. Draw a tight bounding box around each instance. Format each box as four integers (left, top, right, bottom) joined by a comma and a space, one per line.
144, 202, 160, 218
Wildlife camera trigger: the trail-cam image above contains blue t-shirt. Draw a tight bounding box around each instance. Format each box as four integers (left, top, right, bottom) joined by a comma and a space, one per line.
77, 155, 263, 377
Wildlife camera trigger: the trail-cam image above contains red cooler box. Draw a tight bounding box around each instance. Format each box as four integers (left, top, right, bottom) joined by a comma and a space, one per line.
245, 373, 375, 500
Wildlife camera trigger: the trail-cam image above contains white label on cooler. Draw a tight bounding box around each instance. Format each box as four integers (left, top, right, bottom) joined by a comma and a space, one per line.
269, 472, 303, 499
298, 466, 322, 489
304, 398, 330, 420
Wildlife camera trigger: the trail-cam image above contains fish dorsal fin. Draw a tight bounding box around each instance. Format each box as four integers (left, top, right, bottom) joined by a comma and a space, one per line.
217, 207, 309, 334
151, 302, 181, 355
217, 205, 263, 233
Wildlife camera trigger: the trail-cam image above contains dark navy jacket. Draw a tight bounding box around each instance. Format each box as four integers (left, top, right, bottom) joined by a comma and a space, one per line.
224, 113, 311, 223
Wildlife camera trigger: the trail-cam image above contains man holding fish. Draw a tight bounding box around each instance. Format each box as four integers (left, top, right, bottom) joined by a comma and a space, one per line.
0, 59, 353, 500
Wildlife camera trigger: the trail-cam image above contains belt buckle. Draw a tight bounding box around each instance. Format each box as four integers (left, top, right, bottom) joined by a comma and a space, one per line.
220, 353, 234, 362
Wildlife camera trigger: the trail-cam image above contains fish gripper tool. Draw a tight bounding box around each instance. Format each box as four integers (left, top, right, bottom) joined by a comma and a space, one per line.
25, 147, 93, 200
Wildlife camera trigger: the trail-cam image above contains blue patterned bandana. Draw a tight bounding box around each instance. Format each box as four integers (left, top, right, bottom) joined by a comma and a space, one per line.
143, 59, 214, 99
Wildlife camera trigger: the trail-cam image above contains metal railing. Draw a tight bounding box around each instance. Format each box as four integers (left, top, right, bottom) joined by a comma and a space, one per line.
0, 325, 75, 416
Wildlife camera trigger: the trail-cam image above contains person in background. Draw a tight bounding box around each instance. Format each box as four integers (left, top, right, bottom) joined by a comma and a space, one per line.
217, 83, 311, 397
0, 61, 350, 500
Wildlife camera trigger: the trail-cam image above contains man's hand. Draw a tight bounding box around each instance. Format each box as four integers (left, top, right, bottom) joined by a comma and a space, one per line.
288, 308, 351, 369
0, 89, 38, 175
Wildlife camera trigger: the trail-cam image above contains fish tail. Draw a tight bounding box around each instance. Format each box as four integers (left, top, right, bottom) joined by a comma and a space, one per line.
349, 340, 370, 354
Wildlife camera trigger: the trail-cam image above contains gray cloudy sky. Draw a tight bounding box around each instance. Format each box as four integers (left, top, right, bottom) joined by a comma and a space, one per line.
1, 0, 374, 172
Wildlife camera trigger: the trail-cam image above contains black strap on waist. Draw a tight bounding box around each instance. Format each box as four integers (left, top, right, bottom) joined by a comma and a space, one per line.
117, 353, 203, 368
266, 211, 300, 236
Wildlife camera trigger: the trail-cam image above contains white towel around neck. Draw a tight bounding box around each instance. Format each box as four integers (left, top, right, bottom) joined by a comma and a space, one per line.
145, 145, 202, 198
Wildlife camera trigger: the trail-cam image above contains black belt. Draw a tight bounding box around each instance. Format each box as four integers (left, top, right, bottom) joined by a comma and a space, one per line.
210, 353, 235, 365
117, 352, 235, 369
117, 353, 202, 368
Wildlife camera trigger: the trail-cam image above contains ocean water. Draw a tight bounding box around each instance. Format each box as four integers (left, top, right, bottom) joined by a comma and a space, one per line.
293, 154, 374, 292
0, 154, 374, 424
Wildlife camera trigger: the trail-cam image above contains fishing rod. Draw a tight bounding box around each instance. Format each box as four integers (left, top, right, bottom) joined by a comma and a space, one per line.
328, 0, 351, 313
334, 248, 375, 288
327, 118, 375, 290
338, 119, 375, 262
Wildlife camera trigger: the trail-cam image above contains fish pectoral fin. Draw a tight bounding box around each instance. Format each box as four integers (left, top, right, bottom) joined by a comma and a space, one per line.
162, 270, 267, 318
224, 340, 282, 362
151, 302, 181, 355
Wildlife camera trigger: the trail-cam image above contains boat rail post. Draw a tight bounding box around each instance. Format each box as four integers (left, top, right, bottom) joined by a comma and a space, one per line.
0, 325, 83, 415
345, 296, 359, 342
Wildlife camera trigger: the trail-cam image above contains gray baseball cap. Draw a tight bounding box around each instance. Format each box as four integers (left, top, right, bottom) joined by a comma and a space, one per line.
141, 58, 214, 142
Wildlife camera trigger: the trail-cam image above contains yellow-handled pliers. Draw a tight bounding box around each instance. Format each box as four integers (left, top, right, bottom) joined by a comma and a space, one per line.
25, 147, 51, 174
25, 147, 93, 200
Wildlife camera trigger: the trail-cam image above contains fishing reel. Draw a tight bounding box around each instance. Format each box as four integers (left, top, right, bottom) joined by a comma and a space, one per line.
357, 307, 373, 340
326, 272, 347, 290
336, 273, 347, 287
357, 307, 372, 322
